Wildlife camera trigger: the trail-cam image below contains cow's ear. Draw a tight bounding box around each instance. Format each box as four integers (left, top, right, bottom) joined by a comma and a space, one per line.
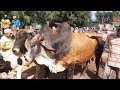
44, 44, 56, 51
38, 34, 44, 42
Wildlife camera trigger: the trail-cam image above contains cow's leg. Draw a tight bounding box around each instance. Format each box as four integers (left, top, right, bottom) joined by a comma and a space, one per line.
95, 42, 104, 78
16, 65, 22, 79
116, 68, 120, 79
66, 64, 75, 79
44, 66, 50, 79
95, 57, 100, 77
35, 64, 41, 79
95, 54, 102, 78
100, 57, 105, 69
80, 60, 90, 79
16, 58, 23, 79
7, 70, 15, 79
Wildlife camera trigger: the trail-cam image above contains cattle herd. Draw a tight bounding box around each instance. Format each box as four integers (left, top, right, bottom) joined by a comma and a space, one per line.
0, 22, 106, 79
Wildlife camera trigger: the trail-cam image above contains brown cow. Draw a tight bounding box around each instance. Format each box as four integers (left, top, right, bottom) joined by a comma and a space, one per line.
24, 22, 100, 79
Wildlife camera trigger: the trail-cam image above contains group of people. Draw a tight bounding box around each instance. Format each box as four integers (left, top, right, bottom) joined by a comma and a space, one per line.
0, 15, 21, 67
0, 14, 21, 34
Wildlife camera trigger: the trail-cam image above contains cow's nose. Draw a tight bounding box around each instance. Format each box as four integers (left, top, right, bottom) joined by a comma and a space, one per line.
12, 48, 20, 53
12, 50, 17, 53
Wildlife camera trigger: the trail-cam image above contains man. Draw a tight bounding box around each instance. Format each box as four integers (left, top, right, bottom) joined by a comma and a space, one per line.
102, 24, 108, 32
46, 19, 49, 26
1, 15, 11, 34
11, 16, 21, 37
107, 22, 116, 35
11, 16, 21, 30
85, 26, 120, 79
0, 28, 13, 69
0, 28, 13, 57
109, 22, 116, 31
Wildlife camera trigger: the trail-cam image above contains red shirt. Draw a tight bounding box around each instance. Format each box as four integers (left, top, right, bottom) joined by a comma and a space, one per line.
102, 27, 108, 31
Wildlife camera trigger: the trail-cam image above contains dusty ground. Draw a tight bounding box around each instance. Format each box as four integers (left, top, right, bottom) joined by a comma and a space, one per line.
0, 51, 117, 79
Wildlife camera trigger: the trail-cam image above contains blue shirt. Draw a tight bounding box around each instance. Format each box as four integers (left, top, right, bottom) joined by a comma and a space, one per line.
11, 19, 20, 27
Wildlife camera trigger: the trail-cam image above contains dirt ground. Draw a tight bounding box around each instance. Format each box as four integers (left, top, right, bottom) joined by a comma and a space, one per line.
0, 51, 117, 79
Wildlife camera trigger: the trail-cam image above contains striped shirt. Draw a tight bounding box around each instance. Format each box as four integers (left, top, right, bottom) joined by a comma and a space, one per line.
102, 33, 120, 68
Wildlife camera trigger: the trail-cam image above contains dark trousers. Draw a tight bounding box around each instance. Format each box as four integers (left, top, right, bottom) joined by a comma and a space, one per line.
103, 63, 120, 79
0, 54, 7, 70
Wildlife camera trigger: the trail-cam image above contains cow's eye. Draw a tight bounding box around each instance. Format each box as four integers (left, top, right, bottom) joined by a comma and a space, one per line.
31, 45, 36, 47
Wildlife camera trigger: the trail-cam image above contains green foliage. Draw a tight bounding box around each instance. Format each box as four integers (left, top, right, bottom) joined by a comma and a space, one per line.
96, 11, 116, 24
0, 11, 91, 27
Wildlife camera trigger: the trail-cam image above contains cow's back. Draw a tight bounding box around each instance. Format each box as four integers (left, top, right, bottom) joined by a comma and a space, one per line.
58, 32, 97, 66
72, 33, 97, 62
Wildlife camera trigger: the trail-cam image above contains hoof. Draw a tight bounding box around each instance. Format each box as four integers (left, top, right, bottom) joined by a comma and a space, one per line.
1, 72, 8, 79
42, 77, 49, 79
94, 75, 99, 79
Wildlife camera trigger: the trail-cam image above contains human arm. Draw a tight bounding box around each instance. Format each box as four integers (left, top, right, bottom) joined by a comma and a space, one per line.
11, 20, 13, 25
84, 33, 103, 38
0, 45, 11, 50
7, 19, 11, 28
18, 20, 21, 27
17, 20, 21, 29
8, 19, 11, 25
1, 19, 4, 28
0, 37, 12, 50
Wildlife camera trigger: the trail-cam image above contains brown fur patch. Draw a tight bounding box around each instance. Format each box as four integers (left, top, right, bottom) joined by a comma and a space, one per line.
16, 29, 28, 35
57, 32, 97, 67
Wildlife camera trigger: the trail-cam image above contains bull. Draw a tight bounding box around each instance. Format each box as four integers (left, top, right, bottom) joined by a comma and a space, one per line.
24, 22, 104, 79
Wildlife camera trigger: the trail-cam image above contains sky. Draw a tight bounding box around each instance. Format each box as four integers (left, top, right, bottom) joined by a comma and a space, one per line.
91, 11, 97, 21
91, 11, 112, 21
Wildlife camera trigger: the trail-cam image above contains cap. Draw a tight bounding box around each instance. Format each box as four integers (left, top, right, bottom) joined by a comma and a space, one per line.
4, 28, 12, 34
13, 16, 16, 19
4, 14, 7, 17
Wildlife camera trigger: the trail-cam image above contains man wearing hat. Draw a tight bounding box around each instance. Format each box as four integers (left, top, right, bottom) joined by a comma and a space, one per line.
0, 28, 13, 53
0, 28, 13, 67
0, 28, 14, 71
11, 16, 21, 37
85, 26, 120, 79
11, 15, 21, 30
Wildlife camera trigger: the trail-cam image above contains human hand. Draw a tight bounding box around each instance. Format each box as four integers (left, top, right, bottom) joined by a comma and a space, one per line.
17, 27, 19, 30
84, 33, 93, 37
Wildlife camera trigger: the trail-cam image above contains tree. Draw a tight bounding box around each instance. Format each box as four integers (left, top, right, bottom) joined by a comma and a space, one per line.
96, 11, 114, 24
0, 11, 92, 27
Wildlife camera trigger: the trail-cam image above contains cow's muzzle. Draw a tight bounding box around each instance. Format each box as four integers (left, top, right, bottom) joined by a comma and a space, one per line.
12, 48, 20, 54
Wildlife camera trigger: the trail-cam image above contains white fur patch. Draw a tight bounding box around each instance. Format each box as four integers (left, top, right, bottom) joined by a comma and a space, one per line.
16, 65, 22, 79
1, 72, 8, 79
36, 55, 66, 73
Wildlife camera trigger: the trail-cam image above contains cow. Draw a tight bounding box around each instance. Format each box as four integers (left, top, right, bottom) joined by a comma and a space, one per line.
0, 39, 24, 79
24, 22, 103, 79
4, 29, 36, 79
12, 29, 44, 79
80, 28, 105, 77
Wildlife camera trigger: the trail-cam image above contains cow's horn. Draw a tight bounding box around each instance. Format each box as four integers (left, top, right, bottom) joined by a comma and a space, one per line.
41, 41, 55, 51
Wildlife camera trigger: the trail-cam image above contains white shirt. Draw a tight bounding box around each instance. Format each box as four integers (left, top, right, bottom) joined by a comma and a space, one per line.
0, 35, 13, 57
